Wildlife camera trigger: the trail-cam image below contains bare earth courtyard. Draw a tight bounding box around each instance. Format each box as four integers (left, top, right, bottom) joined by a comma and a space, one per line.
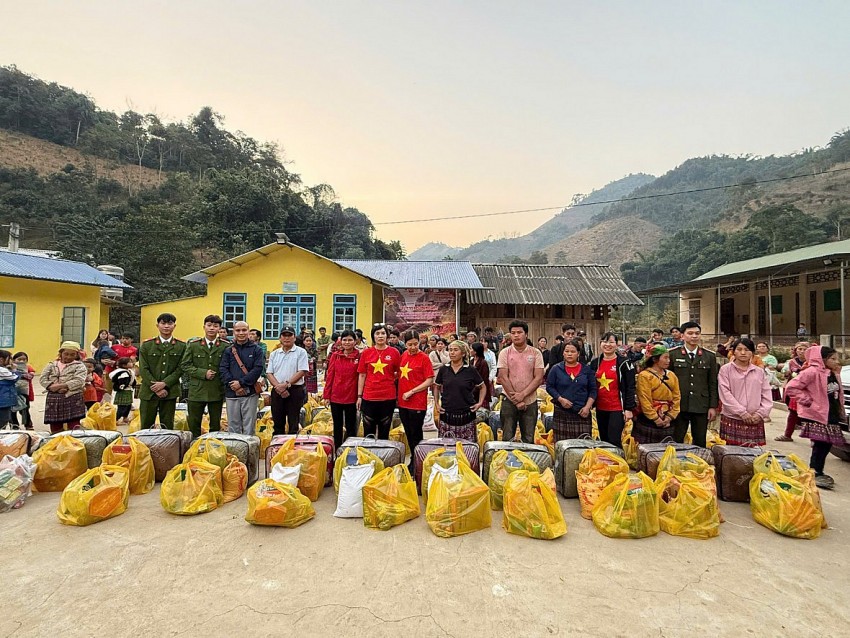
2, 402, 848, 638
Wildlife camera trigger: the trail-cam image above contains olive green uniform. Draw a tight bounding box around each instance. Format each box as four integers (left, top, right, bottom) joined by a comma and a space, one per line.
138, 336, 186, 429
180, 337, 229, 438
668, 345, 719, 447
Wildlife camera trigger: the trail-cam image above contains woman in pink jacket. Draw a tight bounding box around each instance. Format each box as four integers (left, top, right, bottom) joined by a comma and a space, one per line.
785, 345, 843, 489
718, 338, 773, 446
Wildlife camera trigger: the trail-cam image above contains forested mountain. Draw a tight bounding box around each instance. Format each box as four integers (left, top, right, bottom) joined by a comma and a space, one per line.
412, 131, 850, 291
409, 173, 655, 263
0, 66, 403, 304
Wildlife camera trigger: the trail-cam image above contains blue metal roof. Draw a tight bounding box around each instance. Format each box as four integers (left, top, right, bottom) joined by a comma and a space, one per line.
333, 260, 485, 289
0, 250, 132, 289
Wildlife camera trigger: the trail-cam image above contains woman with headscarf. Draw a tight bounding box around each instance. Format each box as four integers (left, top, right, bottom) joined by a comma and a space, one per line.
545, 338, 597, 441
775, 341, 809, 441
718, 338, 773, 446
633, 343, 681, 444
432, 340, 485, 441
39, 341, 88, 434
785, 345, 843, 489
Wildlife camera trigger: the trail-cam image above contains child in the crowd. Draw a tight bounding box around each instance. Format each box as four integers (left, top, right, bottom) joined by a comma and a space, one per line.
109, 357, 136, 424
784, 345, 843, 490
10, 352, 35, 430
83, 358, 104, 409
0, 350, 20, 430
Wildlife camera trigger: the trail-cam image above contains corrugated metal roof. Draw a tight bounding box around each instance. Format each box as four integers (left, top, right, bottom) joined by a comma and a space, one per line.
0, 251, 131, 289
691, 238, 850, 282
467, 264, 642, 306
334, 260, 485, 289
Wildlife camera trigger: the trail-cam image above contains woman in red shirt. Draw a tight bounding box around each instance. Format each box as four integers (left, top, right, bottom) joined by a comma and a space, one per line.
588, 332, 637, 447
397, 330, 434, 469
324, 329, 361, 449
357, 324, 400, 439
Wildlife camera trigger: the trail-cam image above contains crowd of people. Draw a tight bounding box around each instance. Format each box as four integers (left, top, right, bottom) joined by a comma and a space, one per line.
0, 314, 844, 490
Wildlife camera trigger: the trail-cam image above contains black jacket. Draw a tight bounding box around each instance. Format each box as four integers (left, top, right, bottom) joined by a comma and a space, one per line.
588, 354, 637, 412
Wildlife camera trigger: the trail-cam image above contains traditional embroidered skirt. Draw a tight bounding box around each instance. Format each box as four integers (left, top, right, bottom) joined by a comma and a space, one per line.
631, 415, 675, 444
720, 414, 766, 447
114, 388, 134, 407
438, 420, 476, 442
44, 391, 86, 425
551, 406, 592, 441
799, 419, 845, 446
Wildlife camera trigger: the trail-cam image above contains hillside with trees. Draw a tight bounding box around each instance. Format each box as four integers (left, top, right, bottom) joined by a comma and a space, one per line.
0, 65, 404, 304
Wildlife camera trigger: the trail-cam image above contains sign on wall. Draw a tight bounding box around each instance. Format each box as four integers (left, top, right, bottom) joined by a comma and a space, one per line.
384, 288, 457, 337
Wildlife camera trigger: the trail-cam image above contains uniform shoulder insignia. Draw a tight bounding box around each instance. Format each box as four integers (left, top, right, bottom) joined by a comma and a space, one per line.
187, 337, 202, 343
143, 337, 158, 343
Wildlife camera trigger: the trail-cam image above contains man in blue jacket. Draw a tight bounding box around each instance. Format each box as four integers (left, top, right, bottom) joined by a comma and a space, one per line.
219, 321, 265, 435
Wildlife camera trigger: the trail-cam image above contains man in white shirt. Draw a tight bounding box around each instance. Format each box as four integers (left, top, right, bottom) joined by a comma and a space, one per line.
266, 326, 309, 435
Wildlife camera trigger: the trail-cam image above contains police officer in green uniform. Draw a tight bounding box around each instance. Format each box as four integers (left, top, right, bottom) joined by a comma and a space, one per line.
138, 312, 185, 429
180, 314, 229, 438
668, 321, 719, 448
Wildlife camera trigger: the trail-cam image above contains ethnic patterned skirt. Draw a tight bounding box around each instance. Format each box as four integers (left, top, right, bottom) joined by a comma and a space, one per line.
631, 415, 675, 445
799, 419, 845, 446
551, 406, 592, 441
44, 391, 86, 425
720, 415, 766, 447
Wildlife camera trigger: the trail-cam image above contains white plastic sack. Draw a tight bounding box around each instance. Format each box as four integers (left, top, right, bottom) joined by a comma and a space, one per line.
270, 463, 301, 487
427, 457, 460, 494
333, 462, 375, 518
423, 406, 436, 431
0, 454, 37, 513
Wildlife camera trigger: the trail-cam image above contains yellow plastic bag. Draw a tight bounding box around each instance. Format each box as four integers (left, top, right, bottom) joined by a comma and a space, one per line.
102, 437, 155, 495
656, 446, 709, 477
97, 402, 118, 431
684, 430, 693, 444
269, 438, 327, 502
333, 446, 385, 492
363, 465, 421, 530
591, 472, 659, 539
302, 419, 333, 436
57, 465, 130, 526
621, 433, 639, 471
183, 437, 228, 471
750, 470, 824, 539
426, 462, 491, 537
706, 430, 726, 448
540, 467, 557, 493
421, 443, 471, 505
127, 412, 142, 434
502, 470, 567, 539
32, 435, 88, 492
160, 460, 223, 515
534, 429, 555, 460
245, 478, 315, 527
751, 452, 826, 535
591, 410, 599, 440
222, 453, 248, 503
173, 410, 190, 432
535, 419, 545, 436
577, 448, 630, 520
389, 425, 410, 456
657, 473, 720, 539
477, 422, 493, 455
488, 449, 538, 510
201, 413, 210, 435
256, 414, 274, 457
80, 417, 99, 430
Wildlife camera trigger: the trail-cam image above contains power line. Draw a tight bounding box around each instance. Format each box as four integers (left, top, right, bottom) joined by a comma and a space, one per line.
11, 165, 850, 235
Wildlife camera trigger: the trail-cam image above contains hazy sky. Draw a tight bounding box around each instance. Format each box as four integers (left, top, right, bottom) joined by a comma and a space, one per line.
4, 2, 850, 251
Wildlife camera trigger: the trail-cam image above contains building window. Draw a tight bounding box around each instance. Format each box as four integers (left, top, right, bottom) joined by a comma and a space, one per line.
62, 307, 86, 345
824, 288, 841, 312
222, 293, 247, 328
0, 302, 14, 348
770, 295, 783, 315
553, 305, 564, 319
263, 294, 315, 338
333, 295, 356, 332
688, 300, 701, 324
504, 304, 516, 317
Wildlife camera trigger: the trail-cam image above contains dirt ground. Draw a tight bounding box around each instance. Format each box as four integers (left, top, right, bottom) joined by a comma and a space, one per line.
3, 400, 849, 638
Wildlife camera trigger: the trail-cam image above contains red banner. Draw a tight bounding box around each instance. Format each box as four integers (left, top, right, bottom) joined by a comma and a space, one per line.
384, 289, 457, 337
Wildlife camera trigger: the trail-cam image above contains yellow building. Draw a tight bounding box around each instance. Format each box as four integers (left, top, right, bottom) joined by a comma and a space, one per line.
0, 249, 131, 368
139, 237, 388, 343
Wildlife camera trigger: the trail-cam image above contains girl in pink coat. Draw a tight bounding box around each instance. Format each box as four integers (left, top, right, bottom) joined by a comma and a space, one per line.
784, 345, 843, 489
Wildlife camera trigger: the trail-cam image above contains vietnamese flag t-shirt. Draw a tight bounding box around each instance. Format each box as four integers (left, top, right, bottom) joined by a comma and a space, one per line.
357, 346, 401, 401
595, 357, 622, 411
397, 350, 434, 410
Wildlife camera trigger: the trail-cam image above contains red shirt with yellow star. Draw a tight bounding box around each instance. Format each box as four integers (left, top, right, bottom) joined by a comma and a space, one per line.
397, 350, 434, 410
357, 346, 401, 401
595, 357, 621, 411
